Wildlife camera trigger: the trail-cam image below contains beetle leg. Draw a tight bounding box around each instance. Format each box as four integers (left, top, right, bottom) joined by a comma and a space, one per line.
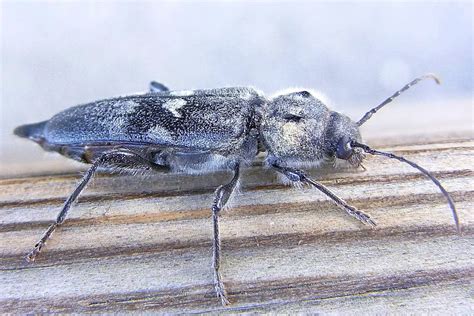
211, 163, 240, 306
272, 164, 376, 227
149, 81, 170, 93
26, 149, 164, 262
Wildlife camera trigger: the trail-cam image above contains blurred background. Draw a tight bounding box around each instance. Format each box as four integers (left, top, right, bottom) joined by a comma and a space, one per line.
1, 0, 472, 176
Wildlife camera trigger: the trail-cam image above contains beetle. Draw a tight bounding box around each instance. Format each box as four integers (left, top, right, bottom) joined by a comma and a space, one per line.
14, 74, 460, 305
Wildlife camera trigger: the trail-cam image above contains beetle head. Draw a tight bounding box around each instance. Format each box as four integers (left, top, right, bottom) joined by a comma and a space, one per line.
326, 112, 365, 167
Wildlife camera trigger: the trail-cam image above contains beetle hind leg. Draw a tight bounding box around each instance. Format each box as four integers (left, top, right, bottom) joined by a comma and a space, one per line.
211, 163, 240, 306
26, 149, 167, 262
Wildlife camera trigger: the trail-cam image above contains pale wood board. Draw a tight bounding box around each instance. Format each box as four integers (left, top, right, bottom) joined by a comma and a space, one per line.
0, 133, 473, 313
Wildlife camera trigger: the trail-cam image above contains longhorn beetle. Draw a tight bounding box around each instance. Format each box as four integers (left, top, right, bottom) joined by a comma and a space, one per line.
14, 74, 460, 305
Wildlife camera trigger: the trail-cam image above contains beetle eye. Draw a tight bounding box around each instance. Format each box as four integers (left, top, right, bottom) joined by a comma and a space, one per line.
283, 113, 303, 122
336, 136, 353, 160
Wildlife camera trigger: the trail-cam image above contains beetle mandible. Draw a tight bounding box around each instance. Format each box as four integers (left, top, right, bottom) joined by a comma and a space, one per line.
14, 74, 460, 305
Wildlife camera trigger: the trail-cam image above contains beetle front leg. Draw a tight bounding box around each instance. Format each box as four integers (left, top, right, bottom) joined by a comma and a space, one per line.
211, 163, 240, 306
26, 149, 164, 262
272, 164, 376, 227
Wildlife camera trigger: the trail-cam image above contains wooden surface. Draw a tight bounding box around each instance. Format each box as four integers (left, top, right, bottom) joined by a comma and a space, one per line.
0, 133, 473, 313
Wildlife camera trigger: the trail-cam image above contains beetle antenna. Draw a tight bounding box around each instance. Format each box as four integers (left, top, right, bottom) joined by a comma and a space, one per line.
356, 74, 441, 126
351, 141, 460, 234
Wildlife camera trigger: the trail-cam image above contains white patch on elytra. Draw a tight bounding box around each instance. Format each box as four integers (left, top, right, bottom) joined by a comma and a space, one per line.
163, 99, 187, 118
148, 125, 174, 143
117, 100, 141, 113
107, 100, 141, 133
169, 90, 194, 97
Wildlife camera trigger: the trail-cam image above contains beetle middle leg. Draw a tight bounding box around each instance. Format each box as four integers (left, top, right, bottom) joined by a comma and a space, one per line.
26, 148, 166, 262
211, 162, 240, 305
272, 164, 376, 227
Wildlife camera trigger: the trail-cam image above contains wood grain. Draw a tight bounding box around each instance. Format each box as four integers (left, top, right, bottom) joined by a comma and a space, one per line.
0, 134, 473, 314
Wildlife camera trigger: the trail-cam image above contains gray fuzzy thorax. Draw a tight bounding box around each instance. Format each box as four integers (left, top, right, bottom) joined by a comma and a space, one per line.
257, 91, 361, 167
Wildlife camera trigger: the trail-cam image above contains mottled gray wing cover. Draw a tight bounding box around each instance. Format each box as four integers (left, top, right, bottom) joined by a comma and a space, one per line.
43, 87, 264, 155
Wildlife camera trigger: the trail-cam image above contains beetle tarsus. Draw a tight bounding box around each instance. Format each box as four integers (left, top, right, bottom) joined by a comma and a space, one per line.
26, 244, 41, 262
350, 209, 377, 227
214, 270, 230, 306
26, 222, 58, 262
